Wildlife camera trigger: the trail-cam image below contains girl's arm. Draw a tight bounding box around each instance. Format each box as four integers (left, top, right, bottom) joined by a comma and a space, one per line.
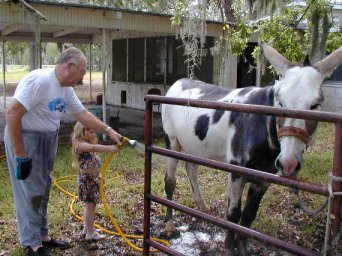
77, 141, 119, 153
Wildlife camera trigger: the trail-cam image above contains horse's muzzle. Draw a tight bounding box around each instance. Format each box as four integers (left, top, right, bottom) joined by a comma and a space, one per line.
275, 155, 302, 177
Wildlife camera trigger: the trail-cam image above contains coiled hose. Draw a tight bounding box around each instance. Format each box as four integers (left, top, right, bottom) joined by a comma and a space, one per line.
53, 139, 170, 253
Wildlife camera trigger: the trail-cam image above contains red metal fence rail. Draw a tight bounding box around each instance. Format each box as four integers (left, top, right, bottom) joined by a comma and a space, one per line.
143, 95, 342, 256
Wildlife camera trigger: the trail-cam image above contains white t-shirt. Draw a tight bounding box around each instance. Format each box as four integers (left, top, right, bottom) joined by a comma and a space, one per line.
14, 68, 85, 131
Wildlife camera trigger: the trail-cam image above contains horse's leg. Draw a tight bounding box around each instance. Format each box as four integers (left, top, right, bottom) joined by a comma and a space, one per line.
164, 137, 181, 238
236, 181, 270, 256
185, 162, 209, 212
225, 174, 246, 256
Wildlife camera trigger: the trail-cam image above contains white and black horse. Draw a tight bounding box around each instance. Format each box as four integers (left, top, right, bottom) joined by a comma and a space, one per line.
161, 43, 342, 255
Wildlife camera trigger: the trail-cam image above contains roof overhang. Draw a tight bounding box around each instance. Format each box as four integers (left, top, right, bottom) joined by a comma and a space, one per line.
0, 0, 224, 44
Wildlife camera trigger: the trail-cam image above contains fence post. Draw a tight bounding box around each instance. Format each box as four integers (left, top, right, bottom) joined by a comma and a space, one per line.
329, 122, 342, 251
143, 100, 153, 256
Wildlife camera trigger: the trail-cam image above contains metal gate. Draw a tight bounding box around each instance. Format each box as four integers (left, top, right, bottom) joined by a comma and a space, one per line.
143, 95, 342, 256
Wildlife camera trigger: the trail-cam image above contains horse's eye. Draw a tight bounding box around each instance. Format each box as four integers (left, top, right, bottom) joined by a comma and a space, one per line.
310, 104, 321, 110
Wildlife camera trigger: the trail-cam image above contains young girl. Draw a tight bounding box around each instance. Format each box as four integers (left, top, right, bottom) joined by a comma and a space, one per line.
71, 122, 119, 241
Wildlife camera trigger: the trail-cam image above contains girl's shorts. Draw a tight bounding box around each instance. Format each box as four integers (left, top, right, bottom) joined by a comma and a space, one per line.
78, 172, 101, 204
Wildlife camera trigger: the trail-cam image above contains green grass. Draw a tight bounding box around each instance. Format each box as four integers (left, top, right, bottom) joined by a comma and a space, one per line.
0, 122, 337, 255
300, 123, 334, 182
0, 70, 29, 83
0, 68, 102, 84
0, 157, 15, 218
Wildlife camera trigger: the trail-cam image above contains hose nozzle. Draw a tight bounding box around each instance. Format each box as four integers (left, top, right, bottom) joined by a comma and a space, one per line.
120, 137, 138, 148
128, 139, 137, 147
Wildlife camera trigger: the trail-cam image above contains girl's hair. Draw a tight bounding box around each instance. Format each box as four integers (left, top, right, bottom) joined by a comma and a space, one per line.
71, 122, 98, 169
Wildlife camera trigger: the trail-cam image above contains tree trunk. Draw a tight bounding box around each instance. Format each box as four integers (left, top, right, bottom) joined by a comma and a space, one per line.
223, 0, 235, 23
309, 10, 329, 63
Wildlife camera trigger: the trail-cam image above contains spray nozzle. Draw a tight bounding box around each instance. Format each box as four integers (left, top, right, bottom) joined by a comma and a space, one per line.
128, 139, 137, 147
119, 137, 138, 148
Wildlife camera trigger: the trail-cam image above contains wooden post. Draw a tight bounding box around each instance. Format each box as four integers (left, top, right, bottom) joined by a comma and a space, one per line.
89, 43, 93, 103
34, 15, 42, 69
1, 41, 6, 109
144, 38, 147, 83
102, 28, 107, 141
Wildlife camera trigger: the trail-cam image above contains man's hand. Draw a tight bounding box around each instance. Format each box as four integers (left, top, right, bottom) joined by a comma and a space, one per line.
105, 127, 122, 145
15, 157, 32, 180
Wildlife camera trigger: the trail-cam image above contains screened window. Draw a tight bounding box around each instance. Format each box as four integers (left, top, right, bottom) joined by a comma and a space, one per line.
194, 37, 214, 83
128, 38, 144, 83
167, 37, 187, 84
112, 39, 127, 81
112, 36, 214, 84
146, 37, 166, 83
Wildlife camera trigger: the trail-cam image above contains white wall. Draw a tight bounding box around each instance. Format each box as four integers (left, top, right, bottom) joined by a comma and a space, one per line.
107, 81, 170, 110
322, 82, 342, 113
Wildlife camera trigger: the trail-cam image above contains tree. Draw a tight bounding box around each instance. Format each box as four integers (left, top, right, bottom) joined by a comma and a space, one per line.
172, 0, 341, 77
6, 42, 27, 65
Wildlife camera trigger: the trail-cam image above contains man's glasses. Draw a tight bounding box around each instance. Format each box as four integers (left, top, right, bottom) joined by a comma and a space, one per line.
72, 63, 86, 76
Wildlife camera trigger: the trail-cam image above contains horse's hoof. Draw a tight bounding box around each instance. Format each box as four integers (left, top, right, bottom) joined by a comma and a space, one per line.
165, 221, 174, 233
161, 229, 180, 239
162, 220, 181, 239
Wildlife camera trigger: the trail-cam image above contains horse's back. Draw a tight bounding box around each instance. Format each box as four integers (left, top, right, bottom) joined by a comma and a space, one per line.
162, 79, 233, 160
164, 78, 232, 100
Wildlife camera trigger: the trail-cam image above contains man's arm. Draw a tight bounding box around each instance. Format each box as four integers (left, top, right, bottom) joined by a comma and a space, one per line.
6, 99, 27, 157
73, 109, 122, 144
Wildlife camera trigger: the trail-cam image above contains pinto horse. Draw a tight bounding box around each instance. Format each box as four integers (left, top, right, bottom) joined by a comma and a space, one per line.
161, 43, 342, 255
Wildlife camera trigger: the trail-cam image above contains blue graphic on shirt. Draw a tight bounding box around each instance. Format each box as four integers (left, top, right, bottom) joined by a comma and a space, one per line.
48, 98, 67, 112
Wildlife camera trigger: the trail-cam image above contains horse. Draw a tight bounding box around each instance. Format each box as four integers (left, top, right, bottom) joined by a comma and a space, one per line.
161, 42, 342, 255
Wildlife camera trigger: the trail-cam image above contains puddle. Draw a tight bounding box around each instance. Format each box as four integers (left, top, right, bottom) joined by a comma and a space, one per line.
169, 225, 225, 255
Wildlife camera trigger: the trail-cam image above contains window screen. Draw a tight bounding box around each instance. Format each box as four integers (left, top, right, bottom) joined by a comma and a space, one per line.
112, 39, 127, 81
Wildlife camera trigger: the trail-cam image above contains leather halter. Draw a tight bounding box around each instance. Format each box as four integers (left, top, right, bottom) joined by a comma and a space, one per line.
277, 126, 310, 144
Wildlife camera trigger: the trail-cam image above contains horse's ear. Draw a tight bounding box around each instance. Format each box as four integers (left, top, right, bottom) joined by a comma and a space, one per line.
261, 42, 293, 76
315, 47, 342, 78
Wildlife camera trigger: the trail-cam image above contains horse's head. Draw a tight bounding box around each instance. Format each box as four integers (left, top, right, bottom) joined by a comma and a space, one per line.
261, 42, 342, 177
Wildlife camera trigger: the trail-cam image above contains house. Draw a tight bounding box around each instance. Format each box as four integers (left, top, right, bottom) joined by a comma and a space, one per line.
0, 0, 341, 113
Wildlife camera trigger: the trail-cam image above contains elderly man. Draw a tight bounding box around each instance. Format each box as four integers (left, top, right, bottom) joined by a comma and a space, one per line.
4, 47, 122, 256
